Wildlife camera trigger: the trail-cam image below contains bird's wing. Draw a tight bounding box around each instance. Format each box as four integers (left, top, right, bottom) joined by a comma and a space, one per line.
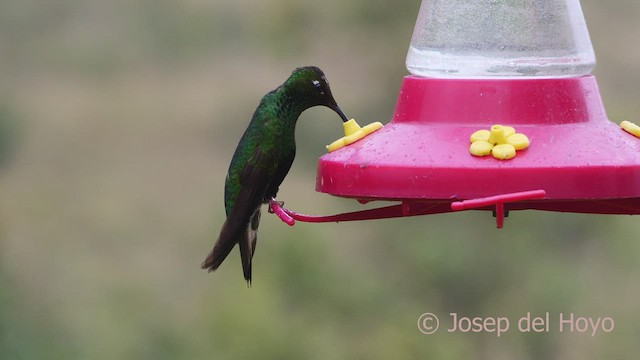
266, 148, 295, 199
202, 147, 276, 282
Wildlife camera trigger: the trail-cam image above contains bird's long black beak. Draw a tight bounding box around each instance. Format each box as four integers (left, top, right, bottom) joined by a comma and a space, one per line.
329, 103, 349, 123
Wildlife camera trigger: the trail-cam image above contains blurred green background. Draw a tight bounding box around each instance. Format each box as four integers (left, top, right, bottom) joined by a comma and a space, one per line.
1, 0, 640, 359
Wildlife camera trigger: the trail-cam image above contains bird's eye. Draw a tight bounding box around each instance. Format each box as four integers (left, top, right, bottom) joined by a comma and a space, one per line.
312, 80, 321, 88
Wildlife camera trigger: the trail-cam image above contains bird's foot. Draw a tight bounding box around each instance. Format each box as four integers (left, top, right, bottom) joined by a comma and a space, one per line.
268, 198, 295, 226
268, 198, 284, 214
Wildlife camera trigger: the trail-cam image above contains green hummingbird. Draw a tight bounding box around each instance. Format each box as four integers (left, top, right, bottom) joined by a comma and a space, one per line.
202, 66, 348, 284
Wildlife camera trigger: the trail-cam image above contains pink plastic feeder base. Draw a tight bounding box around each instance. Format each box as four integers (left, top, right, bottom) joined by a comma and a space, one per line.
313, 75, 640, 220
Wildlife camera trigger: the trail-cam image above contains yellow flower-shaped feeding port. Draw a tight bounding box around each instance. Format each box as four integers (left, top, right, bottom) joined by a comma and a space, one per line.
469, 124, 530, 160
620, 121, 640, 138
327, 119, 384, 152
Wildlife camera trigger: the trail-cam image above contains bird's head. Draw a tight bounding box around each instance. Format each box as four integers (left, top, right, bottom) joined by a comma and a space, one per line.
285, 66, 349, 122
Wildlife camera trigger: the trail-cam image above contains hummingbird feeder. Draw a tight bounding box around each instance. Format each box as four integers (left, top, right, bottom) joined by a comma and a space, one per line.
271, 0, 640, 228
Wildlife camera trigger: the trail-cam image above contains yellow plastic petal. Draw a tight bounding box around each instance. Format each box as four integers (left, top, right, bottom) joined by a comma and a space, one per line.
470, 140, 494, 156
362, 122, 383, 135
502, 125, 516, 138
326, 138, 346, 152
492, 144, 516, 160
470, 129, 491, 143
344, 130, 367, 145
620, 120, 640, 138
506, 133, 530, 150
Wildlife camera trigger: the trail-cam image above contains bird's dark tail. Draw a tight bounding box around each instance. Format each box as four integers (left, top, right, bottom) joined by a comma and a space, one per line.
202, 207, 260, 284
201, 217, 237, 273
238, 208, 261, 285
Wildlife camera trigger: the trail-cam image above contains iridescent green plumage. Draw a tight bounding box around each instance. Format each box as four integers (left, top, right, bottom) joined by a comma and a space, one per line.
202, 66, 348, 284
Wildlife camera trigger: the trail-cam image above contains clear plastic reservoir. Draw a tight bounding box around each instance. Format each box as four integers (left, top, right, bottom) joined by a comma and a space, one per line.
406, 0, 596, 78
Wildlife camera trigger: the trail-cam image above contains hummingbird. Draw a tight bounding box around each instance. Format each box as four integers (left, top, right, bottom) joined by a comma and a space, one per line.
202, 66, 349, 284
